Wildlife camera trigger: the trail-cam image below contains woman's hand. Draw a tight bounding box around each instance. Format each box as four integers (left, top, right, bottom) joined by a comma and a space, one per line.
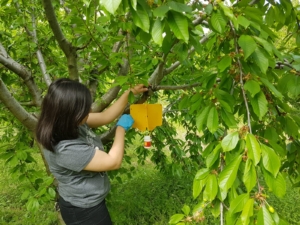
116, 114, 134, 131
130, 84, 148, 95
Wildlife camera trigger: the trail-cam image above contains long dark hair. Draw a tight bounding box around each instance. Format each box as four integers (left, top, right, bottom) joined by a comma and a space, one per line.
36, 78, 92, 151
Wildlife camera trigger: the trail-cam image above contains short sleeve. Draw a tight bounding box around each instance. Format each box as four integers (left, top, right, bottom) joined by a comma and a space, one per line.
55, 141, 95, 172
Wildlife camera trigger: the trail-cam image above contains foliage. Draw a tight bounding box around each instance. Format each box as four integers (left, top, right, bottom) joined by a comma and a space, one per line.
0, 110, 56, 212
1, 0, 300, 224
0, 145, 57, 225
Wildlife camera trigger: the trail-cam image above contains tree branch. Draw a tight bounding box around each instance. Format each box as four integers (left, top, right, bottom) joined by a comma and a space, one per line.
91, 59, 130, 112
276, 61, 294, 70
30, 6, 52, 86
249, 0, 260, 6
42, 0, 79, 80
164, 34, 211, 75
148, 54, 168, 87
15, 2, 52, 86
160, 17, 210, 77
149, 31, 211, 86
0, 79, 37, 132
91, 86, 122, 112
0, 43, 42, 106
229, 21, 252, 133
155, 83, 202, 91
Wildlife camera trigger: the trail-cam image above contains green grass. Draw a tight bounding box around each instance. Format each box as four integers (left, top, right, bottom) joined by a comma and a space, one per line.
108, 166, 195, 225
267, 181, 300, 225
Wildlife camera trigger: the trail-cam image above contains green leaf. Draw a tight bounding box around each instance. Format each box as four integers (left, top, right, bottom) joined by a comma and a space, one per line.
277, 73, 294, 94
48, 187, 56, 198
238, 35, 257, 60
259, 77, 283, 100
169, 214, 185, 224
218, 2, 234, 19
26, 198, 40, 211
246, 134, 261, 166
221, 109, 237, 128
252, 47, 269, 74
218, 55, 232, 72
272, 173, 286, 198
178, 95, 189, 110
211, 200, 221, 217
237, 15, 250, 28
230, 193, 249, 214
130, 0, 137, 10
253, 36, 273, 56
203, 174, 218, 202
244, 7, 263, 24
152, 19, 164, 46
257, 205, 275, 225
182, 205, 190, 215
206, 144, 221, 168
244, 80, 261, 97
218, 2, 238, 29
167, 11, 189, 43
16, 150, 27, 160
168, 2, 192, 13
101, 0, 122, 14
264, 127, 279, 142
205, 4, 213, 15
243, 159, 257, 193
153, 5, 169, 17
128, 91, 135, 104
221, 131, 239, 152
195, 168, 210, 180
219, 155, 242, 192
226, 211, 239, 225
292, 62, 300, 71
250, 91, 268, 120
215, 89, 235, 113
196, 106, 210, 132
21, 190, 30, 201
261, 144, 280, 177
207, 106, 219, 133
202, 142, 217, 158
263, 169, 286, 198
240, 198, 254, 225
193, 177, 207, 199
218, 187, 228, 201
268, 140, 286, 157
131, 4, 150, 33
285, 116, 299, 137
206, 34, 217, 51
265, 7, 274, 27
210, 10, 227, 34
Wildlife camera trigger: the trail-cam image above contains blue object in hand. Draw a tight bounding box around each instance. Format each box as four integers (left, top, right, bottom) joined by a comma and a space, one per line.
116, 114, 134, 131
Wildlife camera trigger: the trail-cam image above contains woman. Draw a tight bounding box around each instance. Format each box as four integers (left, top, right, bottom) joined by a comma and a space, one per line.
35, 78, 147, 225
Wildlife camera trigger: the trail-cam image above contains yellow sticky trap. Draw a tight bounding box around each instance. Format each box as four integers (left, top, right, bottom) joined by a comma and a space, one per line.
130, 104, 162, 131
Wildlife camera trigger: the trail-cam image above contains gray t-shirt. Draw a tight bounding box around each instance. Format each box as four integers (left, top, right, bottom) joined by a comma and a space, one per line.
43, 124, 111, 208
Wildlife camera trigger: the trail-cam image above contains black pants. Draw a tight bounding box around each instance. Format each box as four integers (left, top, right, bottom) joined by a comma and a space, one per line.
59, 197, 113, 225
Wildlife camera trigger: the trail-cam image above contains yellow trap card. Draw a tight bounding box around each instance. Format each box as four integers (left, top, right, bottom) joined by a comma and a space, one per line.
130, 104, 162, 131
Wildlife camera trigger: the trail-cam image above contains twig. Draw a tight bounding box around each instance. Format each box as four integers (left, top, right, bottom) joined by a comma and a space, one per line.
229, 21, 252, 134
155, 82, 202, 91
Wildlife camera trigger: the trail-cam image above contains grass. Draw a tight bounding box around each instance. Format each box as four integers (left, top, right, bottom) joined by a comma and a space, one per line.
1, 146, 300, 225
267, 181, 300, 225
108, 166, 194, 225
